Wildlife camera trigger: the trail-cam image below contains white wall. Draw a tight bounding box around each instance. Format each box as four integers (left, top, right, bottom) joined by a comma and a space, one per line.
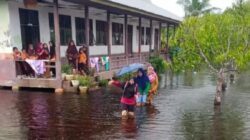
6, 1, 159, 57
0, 0, 12, 54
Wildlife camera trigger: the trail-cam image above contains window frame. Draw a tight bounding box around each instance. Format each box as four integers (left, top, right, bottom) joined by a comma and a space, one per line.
75, 17, 94, 46
146, 27, 151, 45
19, 8, 40, 49
75, 17, 85, 46
95, 20, 107, 46
137, 26, 145, 45
112, 22, 124, 45
59, 14, 72, 46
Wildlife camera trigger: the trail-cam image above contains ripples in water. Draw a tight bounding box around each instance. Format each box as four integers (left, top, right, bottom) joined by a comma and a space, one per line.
0, 71, 250, 139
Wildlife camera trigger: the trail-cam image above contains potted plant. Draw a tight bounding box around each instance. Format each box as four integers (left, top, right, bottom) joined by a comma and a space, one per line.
62, 64, 73, 81
78, 76, 91, 94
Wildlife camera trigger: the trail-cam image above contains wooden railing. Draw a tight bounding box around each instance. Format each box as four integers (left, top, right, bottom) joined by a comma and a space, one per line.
14, 53, 151, 77
98, 53, 150, 73
15, 60, 56, 79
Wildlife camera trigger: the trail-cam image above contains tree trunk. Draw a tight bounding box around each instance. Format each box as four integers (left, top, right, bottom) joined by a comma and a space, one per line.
214, 68, 227, 105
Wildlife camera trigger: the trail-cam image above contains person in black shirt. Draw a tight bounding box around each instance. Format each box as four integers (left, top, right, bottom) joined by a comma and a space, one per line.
120, 79, 137, 119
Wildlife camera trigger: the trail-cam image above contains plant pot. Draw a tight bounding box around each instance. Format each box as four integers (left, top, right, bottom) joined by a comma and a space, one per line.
79, 86, 88, 94
62, 73, 66, 80
65, 74, 74, 81
71, 80, 79, 87
73, 75, 79, 80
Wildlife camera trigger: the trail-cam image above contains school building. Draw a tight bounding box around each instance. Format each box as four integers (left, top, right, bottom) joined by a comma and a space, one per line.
0, 0, 181, 89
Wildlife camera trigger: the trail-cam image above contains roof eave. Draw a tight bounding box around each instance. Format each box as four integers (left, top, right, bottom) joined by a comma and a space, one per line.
91, 0, 180, 24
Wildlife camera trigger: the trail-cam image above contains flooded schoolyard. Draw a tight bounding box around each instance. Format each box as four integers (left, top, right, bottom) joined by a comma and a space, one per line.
0, 71, 250, 140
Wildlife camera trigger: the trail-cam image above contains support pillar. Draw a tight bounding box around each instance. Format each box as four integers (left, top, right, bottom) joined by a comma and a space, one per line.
166, 23, 170, 61
85, 6, 90, 65
124, 14, 128, 65
149, 19, 153, 55
158, 22, 162, 54
173, 25, 176, 35
53, 0, 62, 90
138, 17, 142, 62
167, 23, 170, 46
107, 11, 112, 69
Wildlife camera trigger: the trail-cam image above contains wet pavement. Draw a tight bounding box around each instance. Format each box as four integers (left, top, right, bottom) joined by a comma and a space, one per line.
0, 71, 250, 140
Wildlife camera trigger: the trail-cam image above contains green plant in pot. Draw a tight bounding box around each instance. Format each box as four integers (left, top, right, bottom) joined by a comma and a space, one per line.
62, 64, 73, 81
78, 76, 92, 94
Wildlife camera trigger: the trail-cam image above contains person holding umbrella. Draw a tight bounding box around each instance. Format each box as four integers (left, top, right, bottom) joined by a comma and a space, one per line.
134, 68, 150, 106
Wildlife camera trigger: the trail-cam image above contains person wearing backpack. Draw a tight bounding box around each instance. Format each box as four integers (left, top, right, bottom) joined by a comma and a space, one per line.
121, 78, 137, 119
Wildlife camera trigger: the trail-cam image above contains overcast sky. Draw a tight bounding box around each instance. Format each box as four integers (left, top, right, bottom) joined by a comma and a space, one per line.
151, 0, 237, 17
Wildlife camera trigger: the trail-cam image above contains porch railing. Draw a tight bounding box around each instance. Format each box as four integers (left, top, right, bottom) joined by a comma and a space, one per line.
14, 53, 150, 78
15, 60, 56, 79
97, 53, 150, 73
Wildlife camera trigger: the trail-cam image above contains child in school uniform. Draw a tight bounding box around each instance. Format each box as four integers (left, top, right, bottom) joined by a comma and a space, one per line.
78, 48, 87, 75
121, 78, 137, 119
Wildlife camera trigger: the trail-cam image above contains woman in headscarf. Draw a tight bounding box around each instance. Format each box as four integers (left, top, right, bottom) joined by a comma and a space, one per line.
36, 43, 49, 59
134, 68, 150, 106
147, 66, 159, 105
66, 40, 78, 69
27, 44, 36, 59
42, 43, 50, 59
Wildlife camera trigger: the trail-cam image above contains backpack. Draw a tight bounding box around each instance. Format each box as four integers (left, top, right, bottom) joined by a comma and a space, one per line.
122, 82, 137, 98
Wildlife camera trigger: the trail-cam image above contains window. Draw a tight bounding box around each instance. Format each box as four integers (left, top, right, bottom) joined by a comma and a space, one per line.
137, 26, 145, 45
75, 17, 85, 46
96, 20, 107, 45
19, 9, 40, 49
146, 28, 151, 45
48, 14, 72, 45
75, 17, 94, 46
59, 15, 72, 45
112, 23, 123, 45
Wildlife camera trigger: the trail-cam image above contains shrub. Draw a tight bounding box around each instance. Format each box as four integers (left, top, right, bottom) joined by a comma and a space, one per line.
149, 56, 170, 74
62, 64, 72, 74
98, 79, 109, 87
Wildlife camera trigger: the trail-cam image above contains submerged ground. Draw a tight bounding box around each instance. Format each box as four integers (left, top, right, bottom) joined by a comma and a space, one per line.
0, 71, 250, 140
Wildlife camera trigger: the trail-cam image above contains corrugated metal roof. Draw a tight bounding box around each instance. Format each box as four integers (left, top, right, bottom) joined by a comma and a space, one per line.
108, 0, 182, 22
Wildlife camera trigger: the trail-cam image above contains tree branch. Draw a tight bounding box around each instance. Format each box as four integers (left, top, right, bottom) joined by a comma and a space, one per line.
193, 35, 218, 73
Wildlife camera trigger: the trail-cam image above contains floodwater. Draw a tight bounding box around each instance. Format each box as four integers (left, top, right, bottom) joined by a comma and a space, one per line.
1, 71, 250, 140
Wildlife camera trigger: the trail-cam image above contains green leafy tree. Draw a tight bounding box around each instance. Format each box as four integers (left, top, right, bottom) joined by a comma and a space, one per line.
177, 0, 220, 17
170, 1, 250, 105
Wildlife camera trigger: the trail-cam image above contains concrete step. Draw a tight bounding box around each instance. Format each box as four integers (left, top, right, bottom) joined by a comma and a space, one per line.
63, 80, 78, 93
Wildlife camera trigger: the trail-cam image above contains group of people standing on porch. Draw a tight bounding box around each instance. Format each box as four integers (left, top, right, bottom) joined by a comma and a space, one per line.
13, 41, 56, 61
66, 40, 89, 75
66, 40, 110, 75
13, 41, 56, 77
110, 66, 159, 119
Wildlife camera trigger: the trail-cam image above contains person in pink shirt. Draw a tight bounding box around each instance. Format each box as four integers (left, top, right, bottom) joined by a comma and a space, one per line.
120, 78, 137, 119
